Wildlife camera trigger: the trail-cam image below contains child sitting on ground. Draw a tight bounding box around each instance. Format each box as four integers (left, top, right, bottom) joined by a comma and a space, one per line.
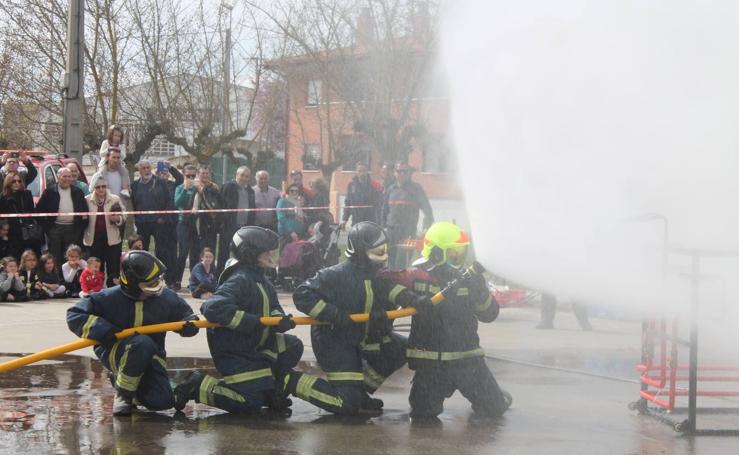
128, 234, 144, 251
121, 234, 144, 264
188, 247, 217, 299
19, 250, 46, 300
38, 253, 67, 298
80, 257, 105, 297
0, 257, 26, 302
62, 244, 87, 298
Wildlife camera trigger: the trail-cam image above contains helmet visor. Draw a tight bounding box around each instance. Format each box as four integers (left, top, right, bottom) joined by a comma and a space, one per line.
139, 276, 165, 296
446, 245, 468, 268
367, 244, 388, 264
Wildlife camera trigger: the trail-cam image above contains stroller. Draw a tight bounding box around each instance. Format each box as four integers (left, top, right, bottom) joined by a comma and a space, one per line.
312, 220, 341, 267
277, 221, 341, 291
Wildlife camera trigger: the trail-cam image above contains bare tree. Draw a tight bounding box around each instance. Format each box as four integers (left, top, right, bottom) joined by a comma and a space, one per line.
0, 0, 134, 154
251, 0, 439, 178
122, 0, 279, 165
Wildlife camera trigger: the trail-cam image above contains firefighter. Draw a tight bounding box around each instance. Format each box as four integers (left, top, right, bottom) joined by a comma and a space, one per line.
66, 251, 200, 416
289, 221, 425, 415
172, 226, 302, 415
382, 221, 512, 421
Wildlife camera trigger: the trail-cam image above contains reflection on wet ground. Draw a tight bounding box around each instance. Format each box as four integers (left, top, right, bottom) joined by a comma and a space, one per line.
1, 354, 737, 454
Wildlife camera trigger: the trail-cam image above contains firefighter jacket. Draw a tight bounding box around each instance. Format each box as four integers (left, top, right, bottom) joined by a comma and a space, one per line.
66, 286, 197, 358
294, 259, 409, 352
381, 265, 499, 368
200, 262, 287, 388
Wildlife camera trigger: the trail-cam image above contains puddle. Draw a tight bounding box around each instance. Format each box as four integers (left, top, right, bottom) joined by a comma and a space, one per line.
0, 353, 736, 454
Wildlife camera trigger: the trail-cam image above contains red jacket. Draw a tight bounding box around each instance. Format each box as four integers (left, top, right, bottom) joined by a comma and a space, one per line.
80, 269, 105, 294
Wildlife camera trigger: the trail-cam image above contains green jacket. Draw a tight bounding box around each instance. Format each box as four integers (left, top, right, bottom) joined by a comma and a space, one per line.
174, 184, 197, 223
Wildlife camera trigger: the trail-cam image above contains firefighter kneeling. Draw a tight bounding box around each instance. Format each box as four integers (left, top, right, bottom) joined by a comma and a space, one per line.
66, 251, 200, 416
289, 221, 414, 415
173, 226, 302, 415
383, 221, 512, 421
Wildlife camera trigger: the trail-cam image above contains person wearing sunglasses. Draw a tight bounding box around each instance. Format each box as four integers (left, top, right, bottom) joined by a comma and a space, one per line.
0, 172, 41, 259
379, 162, 434, 270
82, 174, 126, 287
174, 164, 202, 289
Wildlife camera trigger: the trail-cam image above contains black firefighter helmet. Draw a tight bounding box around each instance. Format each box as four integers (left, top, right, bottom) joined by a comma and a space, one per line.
120, 250, 166, 296
230, 226, 279, 265
345, 221, 388, 262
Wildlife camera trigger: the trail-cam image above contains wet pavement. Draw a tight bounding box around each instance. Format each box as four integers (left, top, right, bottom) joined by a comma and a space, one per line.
1, 296, 738, 453
2, 353, 738, 454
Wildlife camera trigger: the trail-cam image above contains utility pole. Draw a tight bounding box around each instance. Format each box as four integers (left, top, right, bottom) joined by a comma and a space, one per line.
63, 0, 84, 160
222, 1, 233, 138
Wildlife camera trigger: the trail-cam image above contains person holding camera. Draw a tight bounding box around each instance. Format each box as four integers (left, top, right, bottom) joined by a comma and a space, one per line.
191, 166, 222, 261
0, 151, 38, 187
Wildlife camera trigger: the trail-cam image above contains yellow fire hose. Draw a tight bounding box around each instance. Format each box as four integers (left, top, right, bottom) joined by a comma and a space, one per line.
0, 292, 445, 374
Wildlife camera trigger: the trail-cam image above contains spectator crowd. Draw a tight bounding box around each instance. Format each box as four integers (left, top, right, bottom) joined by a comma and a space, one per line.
0, 125, 434, 302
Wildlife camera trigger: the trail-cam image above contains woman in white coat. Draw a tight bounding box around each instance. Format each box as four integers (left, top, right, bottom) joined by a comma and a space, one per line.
84, 174, 126, 287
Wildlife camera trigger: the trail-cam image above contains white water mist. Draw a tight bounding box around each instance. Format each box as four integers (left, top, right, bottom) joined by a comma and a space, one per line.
441, 0, 739, 320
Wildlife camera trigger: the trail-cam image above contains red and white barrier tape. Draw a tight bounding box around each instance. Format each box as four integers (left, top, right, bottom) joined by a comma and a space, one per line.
0, 205, 372, 219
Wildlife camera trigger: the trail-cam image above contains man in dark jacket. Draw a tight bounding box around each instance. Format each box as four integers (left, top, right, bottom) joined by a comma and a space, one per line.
66, 251, 199, 416
218, 166, 255, 272
380, 162, 434, 270
341, 163, 382, 229
382, 222, 512, 422
291, 222, 423, 415
35, 167, 88, 265
130, 160, 176, 286
173, 226, 301, 415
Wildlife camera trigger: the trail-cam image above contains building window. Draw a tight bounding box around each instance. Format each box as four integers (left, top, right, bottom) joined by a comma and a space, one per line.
422, 133, 453, 173
307, 79, 322, 106
339, 134, 371, 169
146, 134, 177, 157
303, 144, 321, 170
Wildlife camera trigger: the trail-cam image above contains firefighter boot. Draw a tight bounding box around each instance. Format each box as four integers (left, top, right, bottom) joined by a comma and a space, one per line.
265, 371, 293, 416
271, 371, 300, 410
360, 392, 384, 414
173, 371, 204, 411
113, 393, 134, 416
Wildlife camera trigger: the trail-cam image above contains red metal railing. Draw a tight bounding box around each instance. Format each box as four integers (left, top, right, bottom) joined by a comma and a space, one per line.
637, 318, 739, 411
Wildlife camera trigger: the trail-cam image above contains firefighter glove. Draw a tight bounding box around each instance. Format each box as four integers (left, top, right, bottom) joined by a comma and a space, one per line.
276, 314, 296, 333
411, 295, 434, 312
101, 327, 120, 345
178, 320, 200, 337
332, 310, 354, 328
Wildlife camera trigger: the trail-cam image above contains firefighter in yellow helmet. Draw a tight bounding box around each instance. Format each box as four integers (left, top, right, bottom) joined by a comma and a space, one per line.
380, 221, 512, 421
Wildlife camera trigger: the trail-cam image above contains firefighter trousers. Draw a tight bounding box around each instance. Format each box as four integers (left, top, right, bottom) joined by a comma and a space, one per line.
95, 333, 174, 411
408, 357, 508, 418
194, 333, 303, 414
288, 332, 407, 415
